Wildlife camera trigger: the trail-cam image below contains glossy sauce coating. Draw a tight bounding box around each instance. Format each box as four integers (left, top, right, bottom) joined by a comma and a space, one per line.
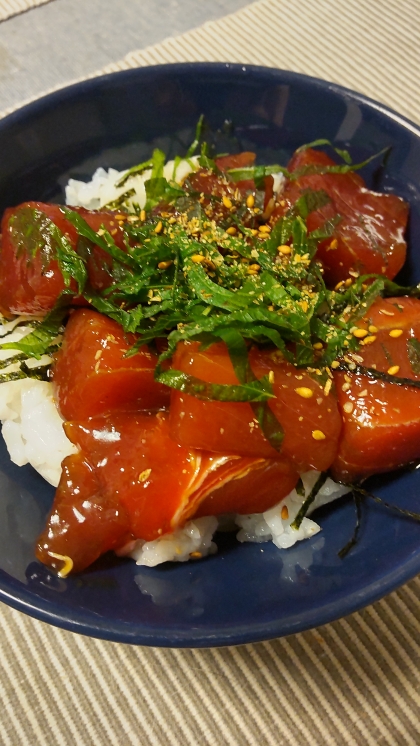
0, 202, 126, 314
332, 298, 420, 481
36, 411, 298, 572
3, 148, 414, 575
271, 149, 408, 286
53, 308, 170, 420
195, 458, 299, 517
169, 340, 342, 471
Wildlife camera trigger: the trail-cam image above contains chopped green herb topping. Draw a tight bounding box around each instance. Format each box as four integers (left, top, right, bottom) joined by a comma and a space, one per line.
0, 305, 67, 358
0, 133, 408, 449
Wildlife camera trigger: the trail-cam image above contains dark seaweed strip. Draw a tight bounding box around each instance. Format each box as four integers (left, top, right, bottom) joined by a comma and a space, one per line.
338, 490, 363, 558
0, 343, 59, 371
352, 484, 420, 522
0, 361, 50, 383
1, 318, 41, 332
0, 306, 67, 358
115, 161, 153, 189
291, 472, 328, 530
295, 478, 305, 497
0, 351, 27, 369
337, 363, 420, 389
103, 188, 136, 211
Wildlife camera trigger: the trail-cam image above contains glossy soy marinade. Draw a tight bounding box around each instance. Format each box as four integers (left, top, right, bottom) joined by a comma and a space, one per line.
0, 140, 417, 575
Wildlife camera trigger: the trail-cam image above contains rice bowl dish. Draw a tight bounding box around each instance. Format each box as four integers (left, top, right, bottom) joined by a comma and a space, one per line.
0, 64, 419, 647
0, 156, 349, 568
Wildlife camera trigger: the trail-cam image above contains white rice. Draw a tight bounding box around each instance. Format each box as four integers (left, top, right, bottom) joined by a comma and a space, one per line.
0, 379, 77, 486
65, 156, 286, 212
120, 516, 219, 568
0, 322, 77, 486
235, 471, 349, 548
124, 471, 349, 567
0, 158, 343, 565
65, 157, 201, 212
0, 357, 349, 563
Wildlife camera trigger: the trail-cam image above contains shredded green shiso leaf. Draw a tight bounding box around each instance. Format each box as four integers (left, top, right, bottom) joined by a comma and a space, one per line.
0, 131, 414, 446
1, 126, 419, 555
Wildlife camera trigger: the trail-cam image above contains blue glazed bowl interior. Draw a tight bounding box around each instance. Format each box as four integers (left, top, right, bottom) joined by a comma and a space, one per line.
0, 63, 420, 647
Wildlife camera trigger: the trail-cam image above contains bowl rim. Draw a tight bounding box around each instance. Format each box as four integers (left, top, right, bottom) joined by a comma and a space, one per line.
2, 540, 420, 647
2, 61, 419, 139
0, 62, 420, 647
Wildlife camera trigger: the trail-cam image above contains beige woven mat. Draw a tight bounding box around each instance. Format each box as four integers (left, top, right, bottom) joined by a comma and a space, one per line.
0, 0, 53, 22
102, 0, 420, 126
1, 1, 420, 745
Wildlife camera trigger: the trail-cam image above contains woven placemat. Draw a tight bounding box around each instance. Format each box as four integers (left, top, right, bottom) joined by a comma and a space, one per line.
1, 1, 420, 745
0, 0, 53, 22
101, 0, 420, 127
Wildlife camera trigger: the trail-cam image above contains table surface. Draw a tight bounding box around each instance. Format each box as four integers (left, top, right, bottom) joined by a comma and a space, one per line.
0, 0, 253, 111
1, 1, 420, 744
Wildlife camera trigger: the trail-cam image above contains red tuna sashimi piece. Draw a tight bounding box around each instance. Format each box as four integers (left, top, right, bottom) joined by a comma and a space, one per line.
169, 341, 342, 472
185, 152, 274, 217
331, 297, 420, 482
52, 308, 169, 419
186, 152, 255, 204
35, 411, 297, 573
0, 202, 126, 314
271, 148, 408, 286
195, 457, 298, 517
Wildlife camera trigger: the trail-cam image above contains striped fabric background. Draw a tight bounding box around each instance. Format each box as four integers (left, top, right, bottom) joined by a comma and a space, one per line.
2, 577, 420, 744
100, 0, 420, 126
0, 1, 420, 744
0, 0, 52, 22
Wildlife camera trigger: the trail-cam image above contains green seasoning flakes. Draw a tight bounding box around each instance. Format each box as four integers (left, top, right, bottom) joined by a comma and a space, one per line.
60, 175, 375, 381
1, 136, 401, 419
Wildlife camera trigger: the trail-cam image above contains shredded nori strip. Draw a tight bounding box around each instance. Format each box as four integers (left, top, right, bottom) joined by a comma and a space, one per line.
352, 484, 420, 523
0, 361, 51, 383
291, 472, 328, 530
338, 490, 363, 558
336, 480, 420, 559
337, 362, 420, 389
0, 130, 413, 456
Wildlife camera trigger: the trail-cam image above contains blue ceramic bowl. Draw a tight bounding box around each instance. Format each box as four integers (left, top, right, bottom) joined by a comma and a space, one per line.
0, 63, 420, 647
